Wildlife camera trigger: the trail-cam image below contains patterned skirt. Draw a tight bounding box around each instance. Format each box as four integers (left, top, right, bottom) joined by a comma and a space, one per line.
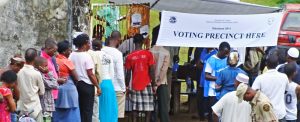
130, 84, 154, 111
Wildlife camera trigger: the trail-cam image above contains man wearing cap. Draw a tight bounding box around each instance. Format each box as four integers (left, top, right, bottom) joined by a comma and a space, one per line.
212, 73, 251, 122
278, 48, 300, 84
236, 83, 278, 122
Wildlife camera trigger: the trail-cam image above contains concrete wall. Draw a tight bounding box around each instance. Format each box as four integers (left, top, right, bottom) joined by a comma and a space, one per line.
0, 0, 69, 67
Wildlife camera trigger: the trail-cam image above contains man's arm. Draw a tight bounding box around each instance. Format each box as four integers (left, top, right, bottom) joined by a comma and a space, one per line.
125, 69, 131, 87
12, 83, 20, 101
70, 69, 79, 82
295, 86, 300, 99
87, 69, 101, 95
205, 73, 217, 81
212, 112, 219, 122
125, 56, 131, 87
205, 63, 217, 81
150, 65, 156, 86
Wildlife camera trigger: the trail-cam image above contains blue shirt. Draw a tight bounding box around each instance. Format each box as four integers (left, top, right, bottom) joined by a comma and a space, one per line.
203, 53, 227, 98
216, 67, 246, 99
199, 49, 217, 87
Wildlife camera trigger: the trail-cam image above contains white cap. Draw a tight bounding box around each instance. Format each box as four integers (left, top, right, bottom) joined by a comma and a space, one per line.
288, 47, 299, 59
236, 73, 249, 84
236, 83, 248, 103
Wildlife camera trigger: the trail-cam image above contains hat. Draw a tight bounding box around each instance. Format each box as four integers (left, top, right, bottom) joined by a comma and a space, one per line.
288, 47, 299, 59
236, 73, 249, 84
236, 83, 248, 103
11, 56, 25, 63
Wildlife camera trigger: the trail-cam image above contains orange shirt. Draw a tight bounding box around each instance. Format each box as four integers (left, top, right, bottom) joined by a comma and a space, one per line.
56, 54, 75, 78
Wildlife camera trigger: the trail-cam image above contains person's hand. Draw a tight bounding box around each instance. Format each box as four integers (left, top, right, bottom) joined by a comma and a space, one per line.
39, 66, 49, 74
152, 85, 158, 95
126, 87, 129, 96
57, 78, 67, 84
96, 87, 101, 96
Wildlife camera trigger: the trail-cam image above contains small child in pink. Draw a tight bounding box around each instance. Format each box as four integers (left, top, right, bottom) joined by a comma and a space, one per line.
0, 70, 17, 122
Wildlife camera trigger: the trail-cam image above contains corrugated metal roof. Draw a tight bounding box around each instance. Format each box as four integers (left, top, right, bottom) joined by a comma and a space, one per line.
108, 0, 281, 14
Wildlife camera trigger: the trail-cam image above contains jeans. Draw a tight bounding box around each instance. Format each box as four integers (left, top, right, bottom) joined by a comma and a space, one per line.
11, 112, 17, 122
77, 81, 95, 122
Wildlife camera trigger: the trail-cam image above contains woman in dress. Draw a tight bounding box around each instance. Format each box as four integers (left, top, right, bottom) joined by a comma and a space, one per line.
92, 39, 118, 122
53, 40, 80, 122
69, 34, 100, 122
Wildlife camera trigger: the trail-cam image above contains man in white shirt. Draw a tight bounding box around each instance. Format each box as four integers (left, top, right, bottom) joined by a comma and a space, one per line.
212, 73, 251, 122
17, 48, 45, 122
252, 54, 289, 122
101, 31, 126, 120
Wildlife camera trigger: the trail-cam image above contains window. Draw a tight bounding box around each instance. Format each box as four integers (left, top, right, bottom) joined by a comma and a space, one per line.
282, 12, 300, 32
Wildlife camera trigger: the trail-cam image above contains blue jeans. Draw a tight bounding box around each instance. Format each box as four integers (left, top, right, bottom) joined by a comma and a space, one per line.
11, 112, 17, 122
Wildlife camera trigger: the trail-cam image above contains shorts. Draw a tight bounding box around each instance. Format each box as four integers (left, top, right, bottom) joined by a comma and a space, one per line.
130, 84, 154, 111
116, 91, 126, 118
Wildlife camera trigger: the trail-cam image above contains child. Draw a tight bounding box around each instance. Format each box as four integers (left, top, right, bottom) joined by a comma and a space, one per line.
0, 70, 17, 122
284, 62, 300, 122
34, 57, 58, 118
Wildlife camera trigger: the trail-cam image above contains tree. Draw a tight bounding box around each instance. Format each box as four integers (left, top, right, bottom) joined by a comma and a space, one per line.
278, 0, 300, 5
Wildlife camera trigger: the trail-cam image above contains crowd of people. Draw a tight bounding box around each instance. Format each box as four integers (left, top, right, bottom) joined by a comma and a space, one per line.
0, 26, 299, 122
206, 45, 300, 122
0, 30, 174, 122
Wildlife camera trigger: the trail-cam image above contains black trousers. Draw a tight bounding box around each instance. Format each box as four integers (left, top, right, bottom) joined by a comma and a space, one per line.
157, 85, 170, 122
208, 96, 216, 122
197, 87, 205, 119
77, 81, 95, 122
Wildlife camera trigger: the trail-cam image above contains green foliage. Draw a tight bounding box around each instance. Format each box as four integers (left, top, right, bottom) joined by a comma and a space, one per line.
278, 0, 300, 5
241, 0, 280, 7
241, 0, 300, 7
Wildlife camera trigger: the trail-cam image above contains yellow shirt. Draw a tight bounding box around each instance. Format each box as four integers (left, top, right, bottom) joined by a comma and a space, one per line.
250, 91, 278, 122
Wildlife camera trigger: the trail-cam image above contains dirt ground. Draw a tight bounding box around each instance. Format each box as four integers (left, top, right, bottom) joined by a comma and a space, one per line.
170, 103, 207, 122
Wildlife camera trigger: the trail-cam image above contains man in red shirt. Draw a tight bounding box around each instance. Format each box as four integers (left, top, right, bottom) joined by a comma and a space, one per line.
125, 34, 155, 122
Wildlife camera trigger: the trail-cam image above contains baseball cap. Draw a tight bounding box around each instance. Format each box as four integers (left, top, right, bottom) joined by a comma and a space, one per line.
288, 47, 299, 59
236, 83, 248, 103
236, 73, 249, 84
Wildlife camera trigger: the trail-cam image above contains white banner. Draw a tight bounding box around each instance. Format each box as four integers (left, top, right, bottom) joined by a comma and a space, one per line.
157, 11, 283, 47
